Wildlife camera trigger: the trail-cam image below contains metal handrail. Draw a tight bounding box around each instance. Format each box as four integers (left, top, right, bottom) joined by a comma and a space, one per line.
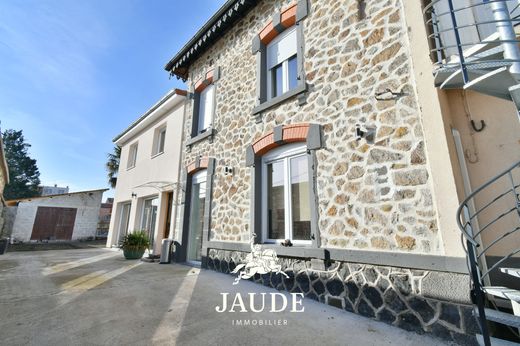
455, 159, 520, 346
423, 0, 520, 86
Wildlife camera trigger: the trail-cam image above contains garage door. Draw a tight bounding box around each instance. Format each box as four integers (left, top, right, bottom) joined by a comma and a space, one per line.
30, 207, 77, 240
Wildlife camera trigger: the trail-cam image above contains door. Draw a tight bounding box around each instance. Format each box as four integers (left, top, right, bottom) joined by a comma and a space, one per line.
187, 171, 206, 263
117, 203, 131, 245
31, 207, 77, 240
140, 197, 158, 248
163, 192, 173, 239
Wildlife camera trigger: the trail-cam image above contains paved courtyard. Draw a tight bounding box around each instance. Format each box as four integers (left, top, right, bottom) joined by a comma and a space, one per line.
0, 248, 455, 345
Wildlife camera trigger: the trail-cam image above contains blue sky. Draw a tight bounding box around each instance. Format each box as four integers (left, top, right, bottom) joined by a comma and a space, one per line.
0, 0, 226, 196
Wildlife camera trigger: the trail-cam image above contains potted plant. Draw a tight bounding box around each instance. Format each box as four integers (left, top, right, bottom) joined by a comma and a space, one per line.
121, 231, 150, 259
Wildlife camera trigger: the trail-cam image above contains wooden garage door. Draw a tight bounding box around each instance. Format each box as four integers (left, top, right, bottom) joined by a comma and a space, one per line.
30, 207, 77, 240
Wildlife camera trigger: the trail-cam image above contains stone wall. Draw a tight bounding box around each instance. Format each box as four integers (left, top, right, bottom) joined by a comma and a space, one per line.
180, 0, 442, 254
207, 249, 477, 345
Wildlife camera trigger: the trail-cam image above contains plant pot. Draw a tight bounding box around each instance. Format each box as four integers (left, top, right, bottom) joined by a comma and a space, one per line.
123, 247, 146, 259
0, 238, 9, 255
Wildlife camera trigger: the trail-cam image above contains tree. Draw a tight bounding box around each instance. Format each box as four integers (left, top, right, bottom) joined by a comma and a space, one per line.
2, 129, 41, 200
106, 146, 121, 188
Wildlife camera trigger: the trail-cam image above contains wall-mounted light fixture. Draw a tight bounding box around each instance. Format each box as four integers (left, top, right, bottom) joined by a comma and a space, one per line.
355, 124, 376, 143
131, 192, 137, 198
224, 166, 234, 176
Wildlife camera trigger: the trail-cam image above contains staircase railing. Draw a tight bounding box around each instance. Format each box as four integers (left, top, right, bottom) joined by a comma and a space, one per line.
456, 159, 520, 345
423, 0, 520, 85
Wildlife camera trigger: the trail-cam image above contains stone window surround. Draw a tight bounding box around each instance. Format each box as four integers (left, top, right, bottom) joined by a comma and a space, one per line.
245, 123, 322, 248
251, 0, 309, 116
176, 156, 215, 266
186, 67, 220, 147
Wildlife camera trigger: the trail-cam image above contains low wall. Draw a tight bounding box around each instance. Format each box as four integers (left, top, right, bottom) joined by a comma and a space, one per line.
207, 249, 478, 345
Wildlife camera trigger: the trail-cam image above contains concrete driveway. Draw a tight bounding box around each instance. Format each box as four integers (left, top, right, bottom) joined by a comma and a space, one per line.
0, 248, 453, 346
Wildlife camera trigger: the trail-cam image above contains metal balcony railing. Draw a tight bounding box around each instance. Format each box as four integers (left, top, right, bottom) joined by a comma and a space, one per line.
423, 0, 520, 86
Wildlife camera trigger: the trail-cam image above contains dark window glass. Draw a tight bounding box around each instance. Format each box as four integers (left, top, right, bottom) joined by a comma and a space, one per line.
271, 63, 283, 98
288, 55, 298, 91
267, 160, 285, 239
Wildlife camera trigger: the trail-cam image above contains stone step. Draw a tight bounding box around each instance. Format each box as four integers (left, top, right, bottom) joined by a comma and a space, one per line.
474, 307, 520, 328
484, 286, 520, 303
476, 334, 520, 346
501, 268, 520, 279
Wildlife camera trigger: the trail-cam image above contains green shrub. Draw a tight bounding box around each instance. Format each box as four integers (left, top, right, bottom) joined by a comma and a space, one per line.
121, 231, 150, 251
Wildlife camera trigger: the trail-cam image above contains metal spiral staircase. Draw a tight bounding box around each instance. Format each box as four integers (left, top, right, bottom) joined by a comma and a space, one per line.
423, 1, 520, 345
457, 161, 520, 346
424, 0, 520, 104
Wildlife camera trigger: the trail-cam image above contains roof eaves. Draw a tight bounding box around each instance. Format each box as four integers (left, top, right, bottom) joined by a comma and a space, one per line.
164, 0, 259, 79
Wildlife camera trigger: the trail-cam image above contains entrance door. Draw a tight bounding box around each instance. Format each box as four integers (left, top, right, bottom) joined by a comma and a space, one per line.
117, 203, 131, 245
163, 192, 173, 239
140, 197, 158, 248
187, 170, 206, 263
31, 207, 77, 240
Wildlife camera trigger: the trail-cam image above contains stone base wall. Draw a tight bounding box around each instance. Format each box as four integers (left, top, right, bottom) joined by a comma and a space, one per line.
207, 249, 478, 345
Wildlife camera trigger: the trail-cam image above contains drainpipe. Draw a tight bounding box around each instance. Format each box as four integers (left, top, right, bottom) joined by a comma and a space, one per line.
486, 0, 520, 80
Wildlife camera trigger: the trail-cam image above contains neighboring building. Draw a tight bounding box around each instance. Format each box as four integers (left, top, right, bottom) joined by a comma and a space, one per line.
97, 198, 113, 238
7, 189, 107, 242
39, 184, 69, 196
106, 89, 187, 254
0, 132, 9, 237
162, 0, 520, 343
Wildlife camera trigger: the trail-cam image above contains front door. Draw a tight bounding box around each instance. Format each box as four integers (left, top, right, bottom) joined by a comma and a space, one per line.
140, 197, 158, 250
163, 192, 173, 239
187, 170, 206, 263
117, 203, 131, 245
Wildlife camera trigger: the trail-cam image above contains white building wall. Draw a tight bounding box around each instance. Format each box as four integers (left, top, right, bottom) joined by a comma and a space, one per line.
11, 190, 105, 242
107, 92, 186, 253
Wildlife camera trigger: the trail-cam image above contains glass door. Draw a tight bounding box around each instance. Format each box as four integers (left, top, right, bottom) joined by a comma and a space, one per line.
187, 171, 206, 263
117, 203, 131, 245
140, 197, 158, 249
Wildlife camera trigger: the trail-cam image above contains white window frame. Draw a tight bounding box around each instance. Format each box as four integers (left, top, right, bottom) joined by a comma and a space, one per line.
139, 196, 159, 242
127, 142, 138, 169
266, 26, 297, 100
152, 126, 167, 156
261, 143, 311, 245
197, 84, 215, 134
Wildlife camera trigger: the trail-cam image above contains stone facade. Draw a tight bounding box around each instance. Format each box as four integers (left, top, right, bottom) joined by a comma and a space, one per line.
181, 0, 441, 254
208, 249, 477, 345
171, 0, 475, 342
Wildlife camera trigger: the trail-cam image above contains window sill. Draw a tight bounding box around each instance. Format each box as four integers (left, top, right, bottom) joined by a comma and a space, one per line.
151, 151, 164, 159
186, 128, 215, 147
252, 83, 307, 115
126, 165, 136, 171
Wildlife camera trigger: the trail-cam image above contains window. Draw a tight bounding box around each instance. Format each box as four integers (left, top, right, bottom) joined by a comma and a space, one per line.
197, 84, 214, 134
152, 126, 166, 156
262, 143, 311, 244
127, 143, 138, 169
266, 26, 298, 100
